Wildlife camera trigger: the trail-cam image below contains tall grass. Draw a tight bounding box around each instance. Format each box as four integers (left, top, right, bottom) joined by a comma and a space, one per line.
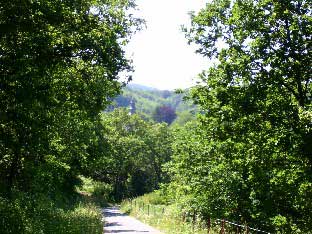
0, 176, 108, 234
121, 192, 219, 234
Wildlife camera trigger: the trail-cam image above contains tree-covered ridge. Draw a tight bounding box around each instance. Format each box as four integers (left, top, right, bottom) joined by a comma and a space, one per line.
110, 84, 198, 125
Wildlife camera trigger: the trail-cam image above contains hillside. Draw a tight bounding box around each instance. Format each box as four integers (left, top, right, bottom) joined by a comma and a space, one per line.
110, 84, 197, 125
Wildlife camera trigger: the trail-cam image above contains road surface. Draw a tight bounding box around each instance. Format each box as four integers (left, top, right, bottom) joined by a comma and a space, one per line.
103, 206, 163, 234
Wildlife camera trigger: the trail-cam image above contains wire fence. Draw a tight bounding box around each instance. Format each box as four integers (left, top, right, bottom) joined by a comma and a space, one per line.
128, 199, 271, 234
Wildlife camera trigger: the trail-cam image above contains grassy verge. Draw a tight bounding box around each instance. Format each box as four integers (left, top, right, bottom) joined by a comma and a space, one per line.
120, 192, 219, 234
0, 176, 110, 234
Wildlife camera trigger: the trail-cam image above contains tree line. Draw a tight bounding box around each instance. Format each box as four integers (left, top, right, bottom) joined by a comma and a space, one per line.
166, 0, 311, 233
0, 0, 311, 233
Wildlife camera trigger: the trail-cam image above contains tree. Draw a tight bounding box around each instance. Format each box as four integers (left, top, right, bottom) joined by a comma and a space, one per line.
167, 0, 311, 232
0, 0, 141, 196
87, 108, 173, 201
153, 105, 177, 125
171, 110, 196, 127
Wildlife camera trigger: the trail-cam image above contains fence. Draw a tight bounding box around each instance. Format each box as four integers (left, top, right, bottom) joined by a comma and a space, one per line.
128, 199, 271, 234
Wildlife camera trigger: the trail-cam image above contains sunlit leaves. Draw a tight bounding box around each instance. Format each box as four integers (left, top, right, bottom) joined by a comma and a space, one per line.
167, 0, 311, 232
0, 0, 140, 196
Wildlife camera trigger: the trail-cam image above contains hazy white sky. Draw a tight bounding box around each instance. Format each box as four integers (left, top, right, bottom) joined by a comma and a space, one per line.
125, 0, 210, 90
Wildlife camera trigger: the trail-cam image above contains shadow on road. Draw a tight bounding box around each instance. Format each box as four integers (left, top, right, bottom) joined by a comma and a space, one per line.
103, 206, 162, 234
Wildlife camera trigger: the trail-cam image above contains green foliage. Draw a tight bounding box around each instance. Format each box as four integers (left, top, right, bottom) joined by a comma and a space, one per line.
166, 0, 312, 233
131, 190, 170, 206
0, 0, 141, 232
0, 193, 103, 234
153, 105, 177, 125
85, 108, 173, 201
110, 85, 198, 124
77, 176, 113, 206
171, 110, 196, 128
0, 197, 26, 233
0, 0, 140, 196
121, 192, 219, 234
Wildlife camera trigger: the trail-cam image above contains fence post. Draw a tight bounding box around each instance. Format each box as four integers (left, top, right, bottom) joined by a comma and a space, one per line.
220, 219, 225, 234
142, 202, 145, 212
245, 223, 249, 234
236, 225, 240, 234
192, 211, 196, 233
148, 204, 150, 216
207, 217, 211, 234
162, 207, 165, 214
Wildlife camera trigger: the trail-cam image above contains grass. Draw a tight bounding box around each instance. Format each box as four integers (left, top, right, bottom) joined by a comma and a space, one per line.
0, 194, 103, 234
76, 175, 113, 207
120, 192, 220, 234
0, 176, 109, 234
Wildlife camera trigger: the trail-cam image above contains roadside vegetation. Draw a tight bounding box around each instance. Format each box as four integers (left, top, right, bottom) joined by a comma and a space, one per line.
1, 0, 311, 234
0, 177, 105, 234
121, 191, 220, 234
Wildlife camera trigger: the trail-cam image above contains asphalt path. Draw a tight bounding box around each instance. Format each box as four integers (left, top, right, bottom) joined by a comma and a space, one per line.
103, 206, 163, 234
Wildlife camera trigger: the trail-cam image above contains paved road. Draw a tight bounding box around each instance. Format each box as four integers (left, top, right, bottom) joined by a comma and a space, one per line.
103, 206, 163, 234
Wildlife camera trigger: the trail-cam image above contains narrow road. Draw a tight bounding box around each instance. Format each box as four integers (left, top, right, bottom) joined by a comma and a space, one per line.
103, 206, 163, 234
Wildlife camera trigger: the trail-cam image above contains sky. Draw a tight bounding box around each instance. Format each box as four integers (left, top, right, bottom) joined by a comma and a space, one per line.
125, 0, 210, 90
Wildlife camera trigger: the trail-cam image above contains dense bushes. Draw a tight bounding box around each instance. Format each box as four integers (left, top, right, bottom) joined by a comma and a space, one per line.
0, 192, 103, 234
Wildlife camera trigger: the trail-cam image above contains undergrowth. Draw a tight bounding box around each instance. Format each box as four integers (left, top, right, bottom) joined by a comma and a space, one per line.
0, 176, 109, 234
121, 191, 219, 234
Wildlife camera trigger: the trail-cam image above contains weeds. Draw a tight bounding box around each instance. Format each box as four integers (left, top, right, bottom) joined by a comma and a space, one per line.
0, 176, 106, 234
121, 192, 219, 234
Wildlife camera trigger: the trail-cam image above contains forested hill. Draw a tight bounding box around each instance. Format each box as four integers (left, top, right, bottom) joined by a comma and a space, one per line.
109, 83, 198, 125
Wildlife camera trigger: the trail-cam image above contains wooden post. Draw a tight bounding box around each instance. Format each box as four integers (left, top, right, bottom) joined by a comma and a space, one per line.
162, 207, 165, 214
245, 223, 249, 234
192, 211, 196, 233
148, 204, 150, 215
142, 202, 145, 212
207, 217, 211, 234
220, 219, 225, 234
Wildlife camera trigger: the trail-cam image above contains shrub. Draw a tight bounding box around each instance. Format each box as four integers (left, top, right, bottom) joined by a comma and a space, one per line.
0, 192, 103, 234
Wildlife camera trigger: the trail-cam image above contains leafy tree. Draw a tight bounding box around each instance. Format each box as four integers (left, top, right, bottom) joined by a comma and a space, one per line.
161, 90, 172, 99
0, 0, 140, 196
153, 105, 177, 125
171, 110, 196, 127
87, 109, 173, 201
167, 0, 311, 233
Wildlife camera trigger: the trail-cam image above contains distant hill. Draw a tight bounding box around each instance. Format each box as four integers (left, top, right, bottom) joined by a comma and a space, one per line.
127, 83, 158, 91
109, 83, 197, 125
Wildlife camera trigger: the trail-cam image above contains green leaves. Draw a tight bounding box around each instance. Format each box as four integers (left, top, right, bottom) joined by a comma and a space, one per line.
166, 0, 312, 232
87, 109, 173, 201
0, 0, 140, 197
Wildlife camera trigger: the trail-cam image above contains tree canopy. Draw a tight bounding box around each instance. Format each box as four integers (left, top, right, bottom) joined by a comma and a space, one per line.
0, 0, 141, 196
86, 109, 172, 201
167, 0, 311, 232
